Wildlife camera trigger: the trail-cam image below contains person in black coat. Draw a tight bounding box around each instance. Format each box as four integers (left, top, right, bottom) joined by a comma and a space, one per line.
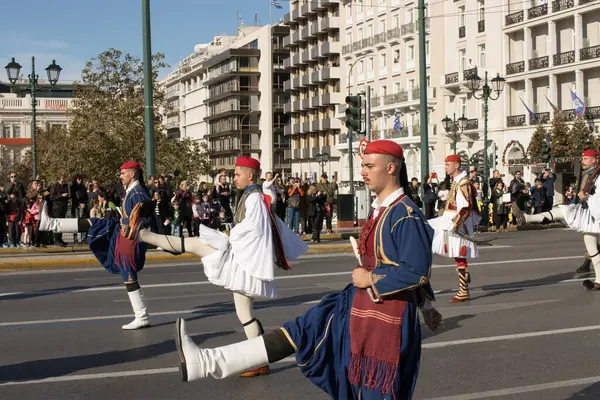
305, 184, 326, 243
531, 180, 546, 214
70, 176, 88, 244
48, 176, 70, 246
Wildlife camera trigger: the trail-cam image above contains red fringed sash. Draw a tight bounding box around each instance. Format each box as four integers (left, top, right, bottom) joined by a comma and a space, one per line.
263, 194, 291, 271
349, 196, 407, 397
114, 230, 137, 272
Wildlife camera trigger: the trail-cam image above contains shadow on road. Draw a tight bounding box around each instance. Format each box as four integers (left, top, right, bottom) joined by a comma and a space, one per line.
569, 381, 600, 398
422, 314, 475, 341
0, 283, 119, 301
0, 330, 234, 384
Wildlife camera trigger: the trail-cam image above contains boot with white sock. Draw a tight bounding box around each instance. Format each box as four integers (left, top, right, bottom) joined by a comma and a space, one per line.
175, 318, 269, 382
122, 288, 151, 330
38, 201, 79, 233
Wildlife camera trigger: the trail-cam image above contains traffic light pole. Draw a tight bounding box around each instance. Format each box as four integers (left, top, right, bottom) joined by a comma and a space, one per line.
418, 0, 429, 187
348, 128, 354, 195
142, 0, 156, 179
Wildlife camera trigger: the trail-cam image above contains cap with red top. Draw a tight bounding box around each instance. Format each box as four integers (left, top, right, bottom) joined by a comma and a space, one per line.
582, 149, 597, 157
235, 156, 261, 170
445, 155, 461, 163
363, 140, 403, 159
120, 161, 141, 170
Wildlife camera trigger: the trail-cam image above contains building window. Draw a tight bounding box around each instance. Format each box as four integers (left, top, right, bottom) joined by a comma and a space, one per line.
367, 57, 374, 71
478, 44, 486, 67
380, 54, 387, 69
407, 45, 415, 60
459, 6, 465, 26
368, 24, 373, 37
425, 40, 430, 58
479, 7, 485, 21
394, 82, 402, 93
357, 0, 363, 12
459, 49, 466, 71
393, 14, 400, 28
358, 60, 364, 74
426, 76, 431, 87
13, 125, 21, 138
345, 2, 352, 18
393, 49, 400, 63
460, 97, 467, 117
358, 27, 364, 40
380, 20, 386, 33
1, 125, 9, 138
347, 32, 353, 45
409, 79, 416, 90
405, 9, 414, 23
381, 85, 387, 96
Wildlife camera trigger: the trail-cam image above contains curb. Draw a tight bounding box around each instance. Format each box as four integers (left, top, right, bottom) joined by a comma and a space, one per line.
0, 244, 353, 271
478, 222, 564, 232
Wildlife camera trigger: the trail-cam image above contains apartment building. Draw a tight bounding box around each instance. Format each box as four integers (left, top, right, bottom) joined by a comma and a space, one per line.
283, 0, 343, 180
161, 24, 291, 175
442, 0, 600, 186
0, 81, 75, 163
440, 0, 505, 170
502, 0, 600, 173
338, 0, 446, 184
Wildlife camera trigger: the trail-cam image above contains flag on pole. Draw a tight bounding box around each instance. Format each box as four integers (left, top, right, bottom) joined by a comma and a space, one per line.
271, 0, 283, 9
393, 109, 403, 132
570, 89, 586, 117
520, 98, 537, 120
544, 94, 561, 115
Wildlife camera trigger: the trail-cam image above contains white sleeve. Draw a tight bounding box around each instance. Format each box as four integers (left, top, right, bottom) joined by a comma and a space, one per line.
588, 176, 600, 221
229, 193, 275, 281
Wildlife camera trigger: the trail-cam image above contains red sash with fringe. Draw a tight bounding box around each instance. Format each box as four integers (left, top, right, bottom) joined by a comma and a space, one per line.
349, 195, 407, 398
263, 194, 290, 271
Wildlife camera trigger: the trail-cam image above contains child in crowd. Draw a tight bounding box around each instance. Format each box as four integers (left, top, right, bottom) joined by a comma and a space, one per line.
21, 199, 35, 247
171, 200, 182, 237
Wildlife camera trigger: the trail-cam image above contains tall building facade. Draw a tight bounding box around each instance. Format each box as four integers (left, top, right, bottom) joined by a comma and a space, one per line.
0, 82, 75, 163
283, 0, 343, 181
443, 0, 600, 191
338, 0, 446, 187
160, 25, 291, 175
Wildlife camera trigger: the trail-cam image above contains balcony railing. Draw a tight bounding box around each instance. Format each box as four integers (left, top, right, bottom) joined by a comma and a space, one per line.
401, 22, 415, 36
342, 44, 352, 55
580, 45, 600, 61
506, 61, 525, 75
458, 26, 466, 38
552, 0, 574, 12
478, 20, 485, 33
579, 0, 596, 4
505, 10, 524, 26
528, 55, 549, 71
507, 114, 526, 127
445, 72, 459, 85
528, 3, 548, 19
586, 106, 600, 120
362, 37, 374, 49
530, 112, 550, 125
562, 109, 577, 121
553, 50, 575, 66
374, 32, 387, 45
464, 119, 479, 130
384, 128, 409, 139
463, 67, 478, 80
387, 27, 401, 42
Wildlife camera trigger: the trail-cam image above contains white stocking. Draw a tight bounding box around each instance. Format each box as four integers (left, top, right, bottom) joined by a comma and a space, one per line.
583, 234, 600, 283
233, 292, 261, 339
525, 208, 565, 224
138, 229, 217, 258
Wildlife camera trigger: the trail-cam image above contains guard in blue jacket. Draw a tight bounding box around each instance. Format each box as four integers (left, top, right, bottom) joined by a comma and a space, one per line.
39, 161, 152, 330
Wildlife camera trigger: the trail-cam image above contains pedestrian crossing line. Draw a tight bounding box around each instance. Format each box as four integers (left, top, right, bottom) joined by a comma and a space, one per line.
424, 375, 600, 400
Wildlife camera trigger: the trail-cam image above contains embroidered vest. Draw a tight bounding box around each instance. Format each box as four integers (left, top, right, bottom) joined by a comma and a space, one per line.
233, 186, 262, 225
445, 176, 476, 212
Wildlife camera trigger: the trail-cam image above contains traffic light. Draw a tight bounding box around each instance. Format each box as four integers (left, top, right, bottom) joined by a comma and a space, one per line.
345, 95, 362, 132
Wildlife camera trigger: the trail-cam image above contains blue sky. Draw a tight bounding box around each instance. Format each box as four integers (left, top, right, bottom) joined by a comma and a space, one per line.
0, 0, 288, 82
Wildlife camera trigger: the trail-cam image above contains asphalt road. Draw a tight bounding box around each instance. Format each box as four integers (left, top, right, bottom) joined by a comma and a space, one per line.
1, 227, 600, 399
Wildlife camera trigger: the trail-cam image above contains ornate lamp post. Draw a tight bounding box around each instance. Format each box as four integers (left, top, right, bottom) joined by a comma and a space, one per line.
315, 152, 330, 174
442, 113, 468, 154
467, 71, 506, 226
5, 57, 62, 179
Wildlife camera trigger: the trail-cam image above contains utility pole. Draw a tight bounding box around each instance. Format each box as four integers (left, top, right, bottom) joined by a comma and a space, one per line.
366, 86, 371, 141
418, 0, 428, 187
348, 128, 354, 194
30, 57, 38, 179
142, 0, 156, 178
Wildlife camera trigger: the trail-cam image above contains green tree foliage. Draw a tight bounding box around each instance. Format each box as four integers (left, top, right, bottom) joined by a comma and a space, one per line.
527, 123, 546, 164
549, 113, 570, 161
36, 48, 211, 186
568, 116, 594, 158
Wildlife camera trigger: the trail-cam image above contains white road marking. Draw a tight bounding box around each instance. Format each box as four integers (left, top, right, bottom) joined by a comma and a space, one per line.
423, 324, 600, 349
424, 376, 600, 399
0, 357, 298, 386
0, 255, 582, 299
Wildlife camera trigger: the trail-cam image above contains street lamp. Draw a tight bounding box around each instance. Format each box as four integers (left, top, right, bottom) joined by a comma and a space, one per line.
468, 71, 506, 227
4, 57, 63, 179
442, 113, 468, 154
315, 152, 330, 174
